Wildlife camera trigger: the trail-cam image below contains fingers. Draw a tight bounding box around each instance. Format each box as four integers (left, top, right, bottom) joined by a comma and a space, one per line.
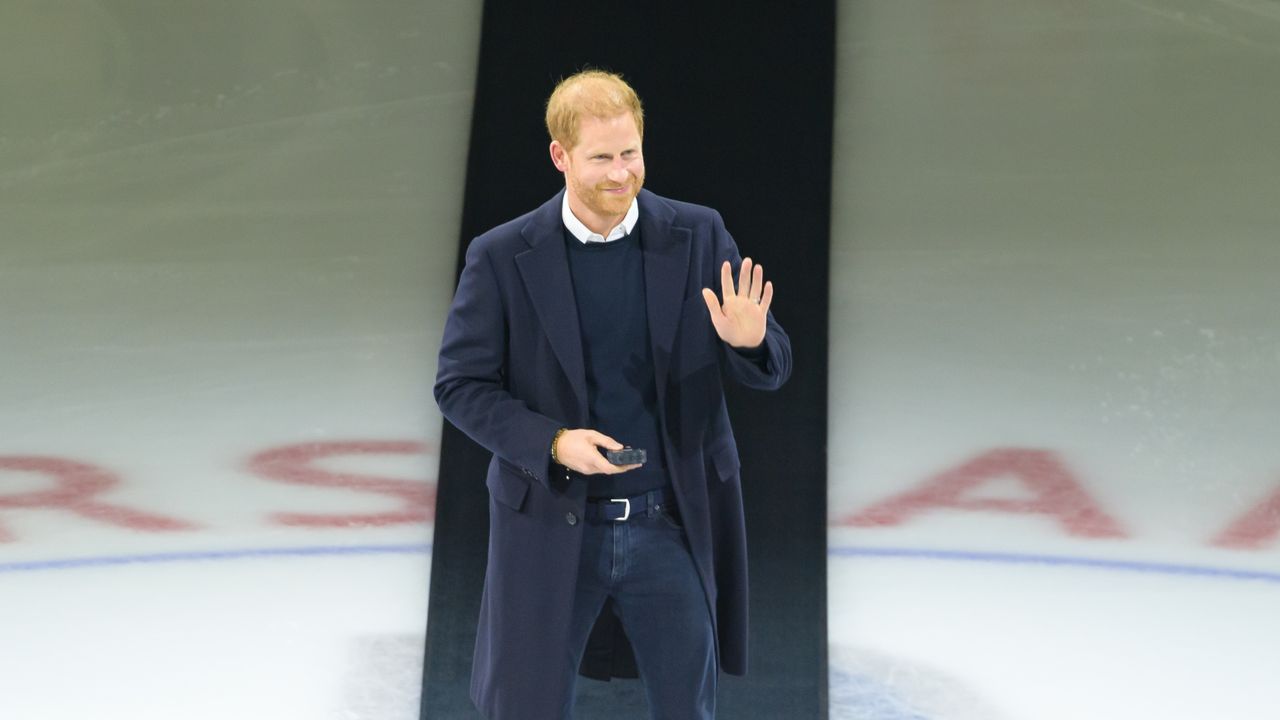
601, 462, 643, 475
760, 280, 774, 314
589, 431, 643, 475
590, 457, 619, 474
728, 258, 765, 302
587, 432, 625, 474
721, 260, 733, 298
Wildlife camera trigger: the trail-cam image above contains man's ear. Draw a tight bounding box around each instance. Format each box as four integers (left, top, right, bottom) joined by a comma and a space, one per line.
549, 140, 569, 172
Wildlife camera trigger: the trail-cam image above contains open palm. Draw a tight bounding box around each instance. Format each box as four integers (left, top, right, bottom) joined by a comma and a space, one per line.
701, 257, 773, 349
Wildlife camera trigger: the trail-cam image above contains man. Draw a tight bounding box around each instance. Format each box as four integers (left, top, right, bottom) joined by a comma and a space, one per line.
434, 70, 791, 720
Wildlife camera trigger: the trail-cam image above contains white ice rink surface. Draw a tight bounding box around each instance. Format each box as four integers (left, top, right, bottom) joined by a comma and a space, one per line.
829, 0, 1280, 718
3, 0, 1279, 718
2, 1, 477, 717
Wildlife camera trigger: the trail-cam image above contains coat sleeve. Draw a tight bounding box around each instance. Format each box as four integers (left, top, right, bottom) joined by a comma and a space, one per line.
434, 238, 563, 488
710, 212, 793, 391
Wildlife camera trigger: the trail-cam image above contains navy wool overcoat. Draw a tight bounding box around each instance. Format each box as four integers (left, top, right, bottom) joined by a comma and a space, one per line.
434, 189, 792, 719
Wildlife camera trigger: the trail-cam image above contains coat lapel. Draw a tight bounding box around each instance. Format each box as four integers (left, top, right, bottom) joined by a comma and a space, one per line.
515, 192, 589, 422
638, 190, 691, 398
513, 190, 690, 425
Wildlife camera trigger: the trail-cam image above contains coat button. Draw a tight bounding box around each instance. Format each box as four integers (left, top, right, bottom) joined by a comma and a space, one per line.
565, 512, 578, 526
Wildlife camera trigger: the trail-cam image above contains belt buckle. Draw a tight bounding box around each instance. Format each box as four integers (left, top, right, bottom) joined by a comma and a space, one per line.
608, 497, 631, 522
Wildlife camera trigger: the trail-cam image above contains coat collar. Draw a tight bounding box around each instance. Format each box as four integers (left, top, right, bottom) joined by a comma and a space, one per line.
514, 189, 691, 422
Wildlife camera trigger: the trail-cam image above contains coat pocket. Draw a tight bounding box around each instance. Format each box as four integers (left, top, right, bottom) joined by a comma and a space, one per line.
488, 460, 531, 511
709, 444, 741, 482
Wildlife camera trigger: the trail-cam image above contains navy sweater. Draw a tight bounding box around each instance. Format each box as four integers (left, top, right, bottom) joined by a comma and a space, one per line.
564, 225, 671, 498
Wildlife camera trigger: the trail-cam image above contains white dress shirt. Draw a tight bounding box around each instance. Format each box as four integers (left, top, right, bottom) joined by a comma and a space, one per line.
561, 192, 639, 244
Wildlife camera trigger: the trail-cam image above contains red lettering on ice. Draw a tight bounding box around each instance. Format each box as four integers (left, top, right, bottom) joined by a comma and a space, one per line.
842, 448, 1127, 538
1212, 482, 1280, 550
248, 440, 435, 528
0, 455, 195, 540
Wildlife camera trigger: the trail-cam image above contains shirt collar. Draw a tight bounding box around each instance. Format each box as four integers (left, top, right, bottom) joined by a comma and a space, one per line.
561, 192, 639, 244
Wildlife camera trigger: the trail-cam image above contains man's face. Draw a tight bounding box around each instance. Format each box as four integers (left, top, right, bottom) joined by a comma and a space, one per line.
550, 112, 645, 228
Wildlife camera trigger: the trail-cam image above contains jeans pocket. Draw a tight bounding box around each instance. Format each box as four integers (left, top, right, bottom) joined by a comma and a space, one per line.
656, 505, 685, 531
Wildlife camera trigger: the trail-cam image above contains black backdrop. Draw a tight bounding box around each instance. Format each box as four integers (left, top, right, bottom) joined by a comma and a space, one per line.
423, 2, 833, 717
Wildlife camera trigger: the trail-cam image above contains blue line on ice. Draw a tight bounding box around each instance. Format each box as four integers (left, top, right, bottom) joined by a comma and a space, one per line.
2, 544, 1277, 584
0, 543, 432, 574
832, 546, 1280, 584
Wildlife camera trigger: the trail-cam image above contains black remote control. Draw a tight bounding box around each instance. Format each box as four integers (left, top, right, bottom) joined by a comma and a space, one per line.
605, 447, 647, 466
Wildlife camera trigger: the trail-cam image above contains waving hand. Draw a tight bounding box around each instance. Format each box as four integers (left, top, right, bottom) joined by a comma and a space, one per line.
701, 257, 773, 349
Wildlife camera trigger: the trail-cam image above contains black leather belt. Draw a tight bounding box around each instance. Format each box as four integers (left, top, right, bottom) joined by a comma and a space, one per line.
584, 487, 675, 523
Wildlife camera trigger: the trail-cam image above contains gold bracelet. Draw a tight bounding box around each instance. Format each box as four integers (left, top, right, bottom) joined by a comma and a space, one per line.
550, 427, 567, 465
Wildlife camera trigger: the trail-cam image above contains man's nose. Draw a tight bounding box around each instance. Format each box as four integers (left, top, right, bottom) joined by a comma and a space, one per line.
607, 164, 630, 182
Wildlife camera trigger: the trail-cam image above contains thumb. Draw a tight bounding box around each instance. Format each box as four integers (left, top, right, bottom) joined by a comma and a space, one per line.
591, 431, 623, 451
703, 288, 728, 337
702, 288, 723, 321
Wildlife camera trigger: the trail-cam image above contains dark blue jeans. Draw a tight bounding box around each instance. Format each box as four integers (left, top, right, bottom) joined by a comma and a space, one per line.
564, 503, 717, 720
